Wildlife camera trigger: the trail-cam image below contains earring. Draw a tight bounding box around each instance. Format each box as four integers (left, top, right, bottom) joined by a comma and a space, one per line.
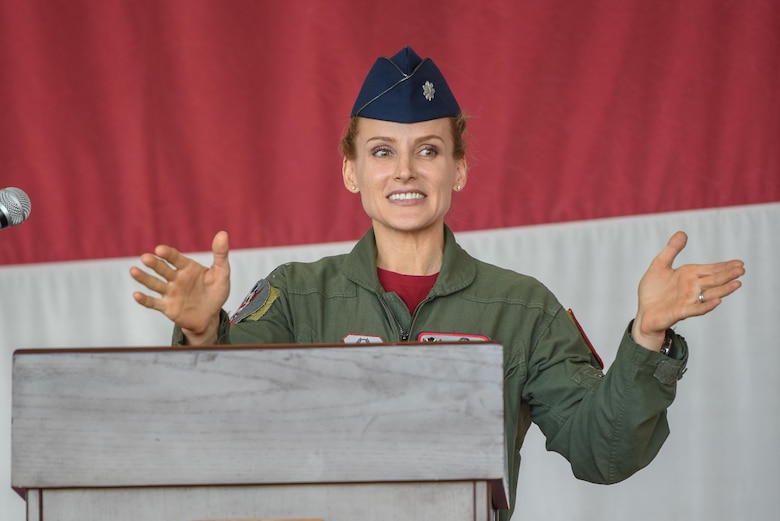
455, 185, 462, 191
351, 185, 357, 191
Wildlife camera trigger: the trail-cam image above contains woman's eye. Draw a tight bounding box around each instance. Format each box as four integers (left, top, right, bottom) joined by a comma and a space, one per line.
419, 146, 439, 157
371, 147, 392, 157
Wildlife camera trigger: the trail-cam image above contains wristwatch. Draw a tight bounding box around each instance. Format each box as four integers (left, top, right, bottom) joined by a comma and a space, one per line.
659, 329, 675, 356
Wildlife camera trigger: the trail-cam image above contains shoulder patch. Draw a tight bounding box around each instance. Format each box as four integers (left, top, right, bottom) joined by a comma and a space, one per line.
230, 279, 280, 325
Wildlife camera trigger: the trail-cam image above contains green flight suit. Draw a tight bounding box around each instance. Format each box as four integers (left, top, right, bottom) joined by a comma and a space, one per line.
176, 225, 688, 520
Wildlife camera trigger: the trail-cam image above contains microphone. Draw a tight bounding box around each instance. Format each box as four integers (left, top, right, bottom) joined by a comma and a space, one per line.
0, 187, 32, 229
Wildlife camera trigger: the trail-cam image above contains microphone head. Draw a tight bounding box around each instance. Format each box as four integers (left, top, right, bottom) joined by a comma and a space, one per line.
0, 187, 32, 227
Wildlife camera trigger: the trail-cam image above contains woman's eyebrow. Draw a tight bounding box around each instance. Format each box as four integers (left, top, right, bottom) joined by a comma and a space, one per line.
365, 134, 445, 145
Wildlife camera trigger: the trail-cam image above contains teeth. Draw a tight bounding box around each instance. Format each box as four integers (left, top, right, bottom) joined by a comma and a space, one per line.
389, 192, 425, 201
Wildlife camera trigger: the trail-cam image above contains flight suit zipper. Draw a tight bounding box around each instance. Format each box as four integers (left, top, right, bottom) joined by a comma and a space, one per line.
378, 294, 409, 341
378, 293, 437, 342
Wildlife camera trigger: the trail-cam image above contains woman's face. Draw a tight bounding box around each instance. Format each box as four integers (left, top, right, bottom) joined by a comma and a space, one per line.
342, 117, 467, 237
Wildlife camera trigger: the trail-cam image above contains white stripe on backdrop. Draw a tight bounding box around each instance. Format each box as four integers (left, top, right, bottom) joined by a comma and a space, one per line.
2, 202, 778, 520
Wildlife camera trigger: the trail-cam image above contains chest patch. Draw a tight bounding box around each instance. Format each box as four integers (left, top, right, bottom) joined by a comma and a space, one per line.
343, 334, 385, 344
417, 332, 490, 343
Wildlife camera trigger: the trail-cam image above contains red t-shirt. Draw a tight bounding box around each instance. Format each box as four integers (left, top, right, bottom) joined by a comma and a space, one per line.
377, 268, 438, 315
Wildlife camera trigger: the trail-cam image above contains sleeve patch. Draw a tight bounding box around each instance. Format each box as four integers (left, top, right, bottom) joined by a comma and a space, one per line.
244, 286, 280, 322
230, 279, 280, 325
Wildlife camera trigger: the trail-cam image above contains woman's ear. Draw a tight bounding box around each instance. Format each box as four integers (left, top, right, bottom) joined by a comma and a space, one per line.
342, 157, 359, 192
454, 158, 468, 191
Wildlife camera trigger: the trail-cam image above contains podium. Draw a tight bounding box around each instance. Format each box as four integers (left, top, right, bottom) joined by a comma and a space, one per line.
12, 343, 508, 520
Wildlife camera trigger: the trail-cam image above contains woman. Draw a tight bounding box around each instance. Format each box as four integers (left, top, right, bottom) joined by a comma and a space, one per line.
130, 47, 745, 520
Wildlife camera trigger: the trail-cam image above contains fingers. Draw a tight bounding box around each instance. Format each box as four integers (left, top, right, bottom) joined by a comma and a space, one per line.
129, 247, 183, 305
694, 259, 745, 280
129, 265, 168, 295
696, 259, 745, 300
654, 231, 688, 269
686, 259, 745, 319
131, 290, 164, 312
140, 252, 177, 281
698, 279, 743, 305
133, 242, 203, 288
687, 297, 721, 318
153, 243, 190, 271
708, 262, 745, 290
211, 231, 230, 269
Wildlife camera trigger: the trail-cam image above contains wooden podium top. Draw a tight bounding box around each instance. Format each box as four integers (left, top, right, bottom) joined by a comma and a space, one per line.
12, 343, 508, 507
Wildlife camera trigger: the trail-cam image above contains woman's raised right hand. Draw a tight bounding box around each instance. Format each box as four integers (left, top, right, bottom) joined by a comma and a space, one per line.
129, 231, 231, 345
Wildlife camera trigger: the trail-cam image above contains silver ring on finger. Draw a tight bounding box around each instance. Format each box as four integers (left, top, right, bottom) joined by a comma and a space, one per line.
698, 290, 705, 304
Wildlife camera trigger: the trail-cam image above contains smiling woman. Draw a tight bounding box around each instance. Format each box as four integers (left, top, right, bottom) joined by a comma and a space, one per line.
129, 46, 745, 521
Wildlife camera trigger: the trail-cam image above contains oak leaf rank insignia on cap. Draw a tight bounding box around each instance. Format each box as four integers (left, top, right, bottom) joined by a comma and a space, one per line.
350, 46, 461, 123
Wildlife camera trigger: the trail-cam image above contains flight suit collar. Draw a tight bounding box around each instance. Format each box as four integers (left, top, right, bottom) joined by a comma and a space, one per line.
342, 224, 477, 297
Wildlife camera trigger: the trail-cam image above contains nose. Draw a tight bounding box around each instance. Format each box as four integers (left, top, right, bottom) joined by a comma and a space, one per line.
395, 152, 416, 182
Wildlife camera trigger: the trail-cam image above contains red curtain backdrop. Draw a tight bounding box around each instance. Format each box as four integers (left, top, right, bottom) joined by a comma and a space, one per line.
1, 0, 778, 265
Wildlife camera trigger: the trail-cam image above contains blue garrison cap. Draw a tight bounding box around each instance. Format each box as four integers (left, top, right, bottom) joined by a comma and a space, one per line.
350, 47, 461, 122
